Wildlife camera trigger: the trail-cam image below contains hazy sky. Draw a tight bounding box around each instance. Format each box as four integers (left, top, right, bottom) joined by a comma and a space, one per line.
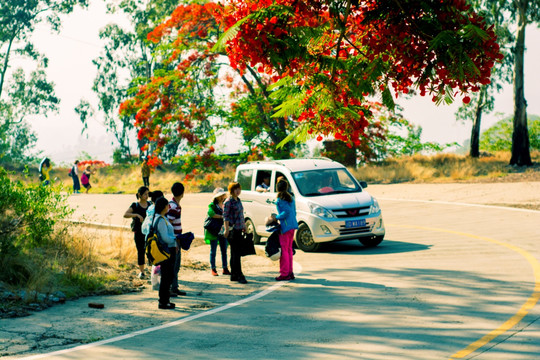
21, 0, 540, 164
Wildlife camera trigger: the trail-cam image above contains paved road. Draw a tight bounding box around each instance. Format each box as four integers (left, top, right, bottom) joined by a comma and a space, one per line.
31, 184, 540, 359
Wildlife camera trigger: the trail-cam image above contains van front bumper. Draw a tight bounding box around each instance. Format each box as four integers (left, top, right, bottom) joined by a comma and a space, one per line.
302, 212, 385, 244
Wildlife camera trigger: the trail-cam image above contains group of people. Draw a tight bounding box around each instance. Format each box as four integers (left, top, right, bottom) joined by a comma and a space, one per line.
38, 157, 95, 193
124, 178, 299, 310
124, 182, 190, 310
68, 160, 95, 193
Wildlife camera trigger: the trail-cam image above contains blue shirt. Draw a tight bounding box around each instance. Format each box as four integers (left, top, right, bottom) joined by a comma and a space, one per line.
154, 214, 177, 248
275, 198, 298, 234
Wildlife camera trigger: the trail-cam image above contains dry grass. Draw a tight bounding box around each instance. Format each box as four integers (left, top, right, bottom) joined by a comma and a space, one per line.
351, 151, 540, 184
6, 151, 540, 193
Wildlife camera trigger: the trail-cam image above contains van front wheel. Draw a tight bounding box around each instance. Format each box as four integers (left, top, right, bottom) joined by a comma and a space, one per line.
245, 219, 261, 244
295, 224, 320, 252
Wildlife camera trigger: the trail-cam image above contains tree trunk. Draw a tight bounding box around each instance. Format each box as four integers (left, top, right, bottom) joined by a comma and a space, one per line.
469, 87, 486, 158
510, 0, 532, 166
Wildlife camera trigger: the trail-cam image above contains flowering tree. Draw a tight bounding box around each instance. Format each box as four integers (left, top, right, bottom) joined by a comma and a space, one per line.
216, 0, 501, 147
123, 0, 501, 168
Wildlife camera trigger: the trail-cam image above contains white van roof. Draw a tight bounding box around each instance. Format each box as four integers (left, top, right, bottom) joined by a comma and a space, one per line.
237, 158, 346, 173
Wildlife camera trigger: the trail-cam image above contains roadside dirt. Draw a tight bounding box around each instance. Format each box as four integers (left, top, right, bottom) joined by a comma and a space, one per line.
0, 243, 278, 359
1, 181, 539, 359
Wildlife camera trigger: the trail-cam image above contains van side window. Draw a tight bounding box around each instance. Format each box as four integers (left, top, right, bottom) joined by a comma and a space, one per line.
255, 170, 271, 192
237, 169, 253, 191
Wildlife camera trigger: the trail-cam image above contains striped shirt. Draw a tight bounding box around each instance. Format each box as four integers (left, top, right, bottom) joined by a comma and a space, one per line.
223, 197, 245, 230
167, 198, 182, 236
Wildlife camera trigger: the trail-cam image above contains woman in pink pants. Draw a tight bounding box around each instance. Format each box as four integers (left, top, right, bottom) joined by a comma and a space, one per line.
272, 179, 298, 281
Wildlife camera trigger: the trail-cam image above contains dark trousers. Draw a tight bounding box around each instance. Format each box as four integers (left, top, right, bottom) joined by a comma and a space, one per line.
142, 176, 149, 187
159, 251, 175, 305
72, 176, 80, 191
171, 247, 182, 291
229, 229, 243, 277
134, 231, 146, 266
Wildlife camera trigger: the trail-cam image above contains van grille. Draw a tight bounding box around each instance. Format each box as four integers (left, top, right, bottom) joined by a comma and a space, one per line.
339, 224, 373, 235
333, 206, 370, 218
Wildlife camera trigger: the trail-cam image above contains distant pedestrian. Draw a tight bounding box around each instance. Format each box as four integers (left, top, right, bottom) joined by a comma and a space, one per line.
271, 179, 298, 281
167, 182, 186, 296
39, 157, 51, 186
153, 197, 177, 310
204, 188, 229, 276
223, 182, 248, 284
141, 158, 150, 187
81, 165, 95, 193
124, 186, 151, 279
70, 160, 80, 193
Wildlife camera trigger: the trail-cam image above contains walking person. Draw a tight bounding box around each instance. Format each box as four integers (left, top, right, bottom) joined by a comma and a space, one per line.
141, 158, 150, 187
167, 182, 187, 296
271, 179, 298, 281
70, 160, 81, 193
204, 188, 230, 276
123, 186, 151, 279
81, 165, 96, 193
152, 197, 177, 310
223, 182, 248, 284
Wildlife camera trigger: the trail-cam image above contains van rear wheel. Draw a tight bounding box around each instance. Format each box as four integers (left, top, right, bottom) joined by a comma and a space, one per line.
245, 219, 261, 244
295, 224, 320, 252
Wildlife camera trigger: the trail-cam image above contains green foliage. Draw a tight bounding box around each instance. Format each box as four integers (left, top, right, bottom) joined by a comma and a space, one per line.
0, 0, 88, 163
0, 166, 72, 253
87, 0, 180, 161
480, 115, 540, 152
382, 119, 458, 159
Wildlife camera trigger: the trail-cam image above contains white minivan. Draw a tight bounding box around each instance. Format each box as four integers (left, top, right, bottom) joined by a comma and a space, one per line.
235, 158, 385, 252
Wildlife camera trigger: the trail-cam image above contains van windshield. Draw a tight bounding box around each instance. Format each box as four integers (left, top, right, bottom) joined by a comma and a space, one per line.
292, 168, 361, 197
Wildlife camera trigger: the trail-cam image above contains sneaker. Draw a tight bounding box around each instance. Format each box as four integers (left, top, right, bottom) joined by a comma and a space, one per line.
222, 268, 231, 275
289, 272, 295, 280
238, 276, 248, 284
211, 269, 219, 276
171, 289, 187, 296
158, 302, 175, 310
138, 272, 146, 279
169, 292, 178, 298
230, 275, 238, 282
275, 275, 292, 281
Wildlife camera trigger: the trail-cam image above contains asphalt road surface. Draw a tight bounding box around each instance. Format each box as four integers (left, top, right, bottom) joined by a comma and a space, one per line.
20, 183, 540, 359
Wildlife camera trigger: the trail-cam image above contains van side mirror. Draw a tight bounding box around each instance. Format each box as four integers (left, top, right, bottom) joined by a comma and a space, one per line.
360, 181, 368, 188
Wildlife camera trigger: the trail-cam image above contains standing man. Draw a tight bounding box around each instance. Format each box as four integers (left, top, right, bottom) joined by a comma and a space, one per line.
70, 160, 80, 193
141, 158, 150, 187
167, 182, 187, 296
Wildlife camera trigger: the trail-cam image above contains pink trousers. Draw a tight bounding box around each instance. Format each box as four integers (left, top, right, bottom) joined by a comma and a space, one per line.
279, 229, 295, 277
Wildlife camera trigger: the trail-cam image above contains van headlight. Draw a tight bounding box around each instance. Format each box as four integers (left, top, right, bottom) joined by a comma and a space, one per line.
369, 198, 380, 214
308, 202, 335, 218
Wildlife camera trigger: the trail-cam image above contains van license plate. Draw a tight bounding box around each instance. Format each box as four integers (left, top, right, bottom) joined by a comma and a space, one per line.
346, 219, 366, 228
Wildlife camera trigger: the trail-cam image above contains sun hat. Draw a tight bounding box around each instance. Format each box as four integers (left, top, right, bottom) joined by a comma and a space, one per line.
212, 187, 227, 199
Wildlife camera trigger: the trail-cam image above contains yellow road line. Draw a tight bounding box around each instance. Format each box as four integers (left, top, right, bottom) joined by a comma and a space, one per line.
388, 224, 540, 359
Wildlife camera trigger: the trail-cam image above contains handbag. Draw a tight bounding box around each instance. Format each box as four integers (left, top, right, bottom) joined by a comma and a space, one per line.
145, 215, 170, 266
204, 216, 223, 236
240, 232, 256, 257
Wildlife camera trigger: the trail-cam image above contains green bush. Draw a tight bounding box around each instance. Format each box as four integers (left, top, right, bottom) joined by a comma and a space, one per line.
0, 166, 72, 284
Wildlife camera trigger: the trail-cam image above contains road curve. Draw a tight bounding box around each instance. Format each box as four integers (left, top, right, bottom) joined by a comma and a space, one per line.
20, 184, 540, 359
